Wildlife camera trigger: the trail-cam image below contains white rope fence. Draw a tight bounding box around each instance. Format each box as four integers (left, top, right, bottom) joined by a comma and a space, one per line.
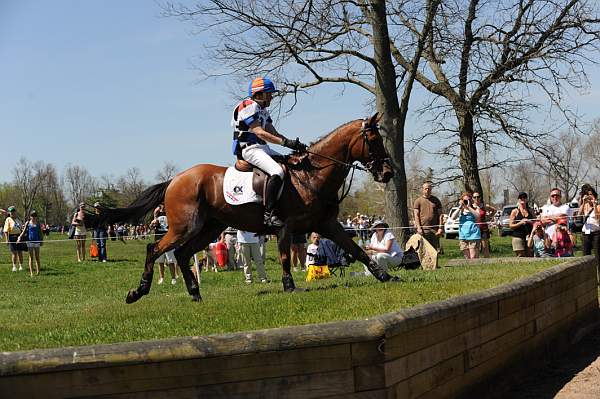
1, 215, 577, 245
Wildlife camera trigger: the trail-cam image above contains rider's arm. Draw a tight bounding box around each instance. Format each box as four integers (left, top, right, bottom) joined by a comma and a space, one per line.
248, 121, 285, 145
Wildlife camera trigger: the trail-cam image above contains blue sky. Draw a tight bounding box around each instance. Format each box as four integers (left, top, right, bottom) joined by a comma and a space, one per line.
1, 1, 599, 185
0, 0, 370, 184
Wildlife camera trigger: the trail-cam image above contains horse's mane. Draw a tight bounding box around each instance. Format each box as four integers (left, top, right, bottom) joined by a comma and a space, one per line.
282, 119, 360, 170
308, 120, 357, 147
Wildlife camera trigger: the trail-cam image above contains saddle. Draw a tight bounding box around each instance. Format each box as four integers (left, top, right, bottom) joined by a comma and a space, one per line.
233, 160, 272, 203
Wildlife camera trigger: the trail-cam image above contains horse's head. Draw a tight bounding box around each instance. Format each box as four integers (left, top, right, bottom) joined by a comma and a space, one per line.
350, 113, 394, 183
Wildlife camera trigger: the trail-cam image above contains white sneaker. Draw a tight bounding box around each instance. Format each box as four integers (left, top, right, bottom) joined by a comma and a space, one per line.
102, 260, 107, 263
158, 278, 164, 285
11, 266, 16, 272
18, 265, 23, 271
171, 278, 177, 285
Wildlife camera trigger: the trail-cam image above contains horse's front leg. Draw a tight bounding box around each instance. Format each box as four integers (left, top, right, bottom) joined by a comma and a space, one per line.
277, 227, 296, 291
317, 220, 397, 282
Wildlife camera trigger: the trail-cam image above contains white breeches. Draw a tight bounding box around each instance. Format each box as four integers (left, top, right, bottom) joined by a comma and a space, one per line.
364, 252, 403, 274
242, 144, 284, 178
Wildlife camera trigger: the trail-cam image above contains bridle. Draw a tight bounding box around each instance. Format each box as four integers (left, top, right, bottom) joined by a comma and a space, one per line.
357, 118, 391, 177
305, 118, 390, 174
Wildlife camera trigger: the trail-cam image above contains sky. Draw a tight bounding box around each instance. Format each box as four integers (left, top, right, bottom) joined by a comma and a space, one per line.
1, 1, 600, 186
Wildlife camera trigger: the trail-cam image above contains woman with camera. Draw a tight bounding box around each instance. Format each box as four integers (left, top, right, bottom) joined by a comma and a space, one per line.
509, 192, 535, 257
458, 192, 481, 259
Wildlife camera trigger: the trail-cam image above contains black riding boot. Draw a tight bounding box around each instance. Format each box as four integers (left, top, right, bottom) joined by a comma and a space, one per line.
264, 175, 284, 228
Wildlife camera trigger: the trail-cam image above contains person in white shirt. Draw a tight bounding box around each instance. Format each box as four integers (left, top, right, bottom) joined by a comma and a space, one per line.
364, 220, 403, 274
541, 188, 573, 243
236, 229, 268, 283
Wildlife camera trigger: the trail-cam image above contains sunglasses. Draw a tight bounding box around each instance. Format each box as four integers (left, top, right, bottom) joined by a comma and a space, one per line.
473, 195, 480, 198
550, 193, 561, 197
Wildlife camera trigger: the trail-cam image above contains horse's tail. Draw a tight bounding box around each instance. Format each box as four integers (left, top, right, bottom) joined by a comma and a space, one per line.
100, 180, 171, 225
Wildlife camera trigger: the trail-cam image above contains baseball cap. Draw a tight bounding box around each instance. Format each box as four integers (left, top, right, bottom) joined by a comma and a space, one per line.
7, 206, 16, 212
518, 192, 528, 199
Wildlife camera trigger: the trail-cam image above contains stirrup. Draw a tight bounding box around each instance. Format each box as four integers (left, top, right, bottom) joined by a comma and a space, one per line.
264, 212, 284, 228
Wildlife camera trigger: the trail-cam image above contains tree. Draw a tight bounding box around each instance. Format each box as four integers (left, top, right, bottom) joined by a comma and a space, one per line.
64, 165, 97, 207
400, 0, 600, 194
12, 157, 44, 217
117, 167, 146, 205
155, 161, 179, 182
37, 163, 67, 224
534, 130, 588, 202
164, 0, 440, 241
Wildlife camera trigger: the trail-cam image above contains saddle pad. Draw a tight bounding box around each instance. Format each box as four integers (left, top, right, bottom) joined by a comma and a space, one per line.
223, 167, 262, 205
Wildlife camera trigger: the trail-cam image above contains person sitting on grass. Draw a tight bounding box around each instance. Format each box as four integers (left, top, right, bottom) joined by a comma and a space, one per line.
364, 220, 403, 274
527, 222, 552, 258
551, 217, 573, 257
305, 232, 320, 268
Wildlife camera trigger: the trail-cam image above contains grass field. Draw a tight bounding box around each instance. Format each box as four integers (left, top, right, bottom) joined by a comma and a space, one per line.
0, 232, 564, 352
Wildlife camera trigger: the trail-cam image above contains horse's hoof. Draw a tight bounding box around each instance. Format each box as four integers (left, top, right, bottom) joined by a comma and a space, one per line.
125, 289, 139, 304
388, 276, 401, 282
191, 294, 202, 302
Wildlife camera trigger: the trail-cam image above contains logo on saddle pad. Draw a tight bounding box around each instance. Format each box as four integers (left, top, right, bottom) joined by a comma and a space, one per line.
223, 167, 262, 205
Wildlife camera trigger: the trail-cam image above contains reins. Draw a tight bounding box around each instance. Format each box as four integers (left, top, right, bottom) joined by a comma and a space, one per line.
301, 118, 382, 204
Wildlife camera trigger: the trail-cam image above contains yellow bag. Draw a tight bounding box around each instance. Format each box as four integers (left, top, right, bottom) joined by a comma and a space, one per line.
306, 265, 331, 282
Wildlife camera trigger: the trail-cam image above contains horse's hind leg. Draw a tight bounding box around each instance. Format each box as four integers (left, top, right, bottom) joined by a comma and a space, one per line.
126, 233, 179, 304
174, 220, 227, 302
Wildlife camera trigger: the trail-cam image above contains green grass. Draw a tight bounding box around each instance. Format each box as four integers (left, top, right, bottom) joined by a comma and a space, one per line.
0, 233, 563, 352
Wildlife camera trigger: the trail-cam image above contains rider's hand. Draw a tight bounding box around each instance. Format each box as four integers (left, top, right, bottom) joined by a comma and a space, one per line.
282, 137, 307, 152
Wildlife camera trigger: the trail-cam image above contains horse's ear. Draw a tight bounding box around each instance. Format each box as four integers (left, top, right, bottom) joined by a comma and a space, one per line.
369, 112, 382, 125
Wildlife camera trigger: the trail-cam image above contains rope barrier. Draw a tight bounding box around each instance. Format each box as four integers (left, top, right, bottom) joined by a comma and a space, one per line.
0, 214, 579, 245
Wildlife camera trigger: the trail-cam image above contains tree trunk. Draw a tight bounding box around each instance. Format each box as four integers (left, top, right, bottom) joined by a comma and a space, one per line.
458, 111, 482, 194
369, 0, 410, 242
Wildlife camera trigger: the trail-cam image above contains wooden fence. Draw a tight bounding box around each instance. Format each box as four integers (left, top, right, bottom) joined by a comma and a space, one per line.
1, 257, 598, 398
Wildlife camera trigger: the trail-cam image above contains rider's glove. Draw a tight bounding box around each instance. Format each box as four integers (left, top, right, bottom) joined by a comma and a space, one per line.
282, 137, 308, 152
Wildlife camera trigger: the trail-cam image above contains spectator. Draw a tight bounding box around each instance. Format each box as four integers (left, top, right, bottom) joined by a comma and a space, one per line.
237, 229, 268, 283
509, 192, 535, 257
551, 217, 573, 257
541, 188, 571, 241
413, 181, 444, 251
3, 206, 25, 271
71, 203, 87, 262
527, 222, 552, 258
222, 228, 238, 271
579, 186, 600, 263
151, 208, 178, 285
290, 233, 307, 272
364, 220, 403, 273
458, 192, 481, 259
18, 210, 43, 276
92, 202, 108, 263
305, 232, 320, 268
472, 192, 496, 258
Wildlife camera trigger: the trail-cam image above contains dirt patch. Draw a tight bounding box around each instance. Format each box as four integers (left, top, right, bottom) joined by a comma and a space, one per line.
505, 325, 600, 398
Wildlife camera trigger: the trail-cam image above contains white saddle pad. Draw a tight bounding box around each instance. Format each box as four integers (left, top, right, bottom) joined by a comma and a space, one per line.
223, 167, 262, 205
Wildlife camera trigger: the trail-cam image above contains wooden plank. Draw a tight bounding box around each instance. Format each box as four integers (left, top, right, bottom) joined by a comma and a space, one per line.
466, 322, 535, 369
393, 354, 464, 399
385, 302, 497, 360
354, 364, 386, 392
88, 369, 357, 399
0, 345, 352, 398
535, 300, 578, 332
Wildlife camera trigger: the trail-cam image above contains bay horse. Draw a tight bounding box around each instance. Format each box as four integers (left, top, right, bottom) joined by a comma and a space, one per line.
99, 113, 395, 303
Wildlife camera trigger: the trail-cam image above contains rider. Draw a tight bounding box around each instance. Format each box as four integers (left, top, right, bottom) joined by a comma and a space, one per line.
232, 77, 307, 228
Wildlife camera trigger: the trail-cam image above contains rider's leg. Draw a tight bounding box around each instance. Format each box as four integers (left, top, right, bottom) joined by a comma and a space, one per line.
241, 144, 285, 227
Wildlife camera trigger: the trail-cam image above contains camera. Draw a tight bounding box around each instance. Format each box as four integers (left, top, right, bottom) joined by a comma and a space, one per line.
463, 199, 468, 206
